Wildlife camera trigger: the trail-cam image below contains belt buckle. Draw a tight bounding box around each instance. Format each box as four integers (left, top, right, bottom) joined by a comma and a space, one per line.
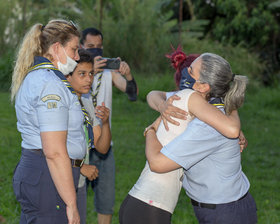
73, 159, 84, 167
191, 199, 216, 209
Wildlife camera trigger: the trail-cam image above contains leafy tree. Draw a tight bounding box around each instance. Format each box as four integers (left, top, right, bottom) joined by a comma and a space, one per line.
191, 0, 280, 85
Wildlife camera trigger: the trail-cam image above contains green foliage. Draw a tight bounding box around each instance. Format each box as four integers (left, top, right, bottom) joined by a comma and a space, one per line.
209, 0, 279, 47
269, 0, 280, 10
96, 0, 177, 72
0, 51, 14, 91
180, 36, 263, 87
173, 19, 210, 39
0, 0, 18, 55
0, 0, 273, 90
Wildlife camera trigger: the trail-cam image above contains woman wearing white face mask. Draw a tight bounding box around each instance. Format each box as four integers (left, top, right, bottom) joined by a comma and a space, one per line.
11, 19, 84, 224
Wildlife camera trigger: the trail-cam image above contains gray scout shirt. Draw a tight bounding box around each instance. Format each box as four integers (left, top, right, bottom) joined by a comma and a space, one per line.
15, 68, 86, 159
161, 107, 250, 204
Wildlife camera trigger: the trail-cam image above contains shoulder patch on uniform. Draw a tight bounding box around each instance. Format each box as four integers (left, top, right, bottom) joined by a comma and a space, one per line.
47, 102, 57, 109
41, 94, 61, 102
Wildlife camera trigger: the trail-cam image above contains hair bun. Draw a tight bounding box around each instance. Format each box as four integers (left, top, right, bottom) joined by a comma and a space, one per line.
166, 45, 187, 70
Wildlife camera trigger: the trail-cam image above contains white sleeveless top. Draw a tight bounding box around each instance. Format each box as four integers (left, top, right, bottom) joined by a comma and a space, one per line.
129, 89, 195, 213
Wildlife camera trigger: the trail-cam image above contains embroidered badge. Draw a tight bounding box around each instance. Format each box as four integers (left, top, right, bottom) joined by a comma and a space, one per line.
41, 94, 61, 102
47, 102, 57, 109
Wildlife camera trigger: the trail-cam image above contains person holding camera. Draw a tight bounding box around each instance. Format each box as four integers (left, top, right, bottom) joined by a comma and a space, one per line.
80, 27, 138, 224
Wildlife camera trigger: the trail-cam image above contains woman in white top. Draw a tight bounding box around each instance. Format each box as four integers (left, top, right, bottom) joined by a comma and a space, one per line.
119, 48, 246, 224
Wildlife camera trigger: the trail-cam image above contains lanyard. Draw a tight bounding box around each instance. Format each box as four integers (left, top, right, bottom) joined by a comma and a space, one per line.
209, 97, 224, 108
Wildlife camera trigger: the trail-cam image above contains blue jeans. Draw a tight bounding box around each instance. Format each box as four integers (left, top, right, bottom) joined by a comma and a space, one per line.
87, 146, 115, 214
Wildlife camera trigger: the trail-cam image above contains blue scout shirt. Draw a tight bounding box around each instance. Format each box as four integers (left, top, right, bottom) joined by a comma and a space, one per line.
161, 108, 250, 204
15, 57, 86, 159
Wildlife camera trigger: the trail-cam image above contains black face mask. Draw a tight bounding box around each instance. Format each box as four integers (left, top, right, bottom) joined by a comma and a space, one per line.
179, 67, 196, 90
86, 48, 103, 58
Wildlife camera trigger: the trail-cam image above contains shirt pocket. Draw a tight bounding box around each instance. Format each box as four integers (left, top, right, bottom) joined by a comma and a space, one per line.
13, 166, 42, 213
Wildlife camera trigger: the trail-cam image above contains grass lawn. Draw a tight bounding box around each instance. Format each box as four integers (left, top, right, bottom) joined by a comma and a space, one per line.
0, 73, 279, 223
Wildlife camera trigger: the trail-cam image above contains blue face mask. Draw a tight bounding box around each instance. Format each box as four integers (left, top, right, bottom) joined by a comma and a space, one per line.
179, 67, 196, 90
87, 48, 103, 58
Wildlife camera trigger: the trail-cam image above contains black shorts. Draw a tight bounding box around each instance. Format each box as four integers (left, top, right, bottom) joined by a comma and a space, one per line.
119, 194, 172, 224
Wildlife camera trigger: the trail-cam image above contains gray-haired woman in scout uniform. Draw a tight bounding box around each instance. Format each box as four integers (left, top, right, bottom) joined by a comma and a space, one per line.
11, 19, 85, 224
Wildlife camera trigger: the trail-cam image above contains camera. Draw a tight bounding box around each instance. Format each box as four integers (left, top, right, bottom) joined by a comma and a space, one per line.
99, 58, 120, 70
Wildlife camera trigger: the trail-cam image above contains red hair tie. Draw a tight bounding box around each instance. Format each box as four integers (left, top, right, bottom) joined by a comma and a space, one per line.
165, 45, 187, 71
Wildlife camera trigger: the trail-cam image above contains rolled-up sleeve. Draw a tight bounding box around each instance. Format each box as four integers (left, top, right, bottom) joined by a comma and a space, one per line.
35, 80, 70, 132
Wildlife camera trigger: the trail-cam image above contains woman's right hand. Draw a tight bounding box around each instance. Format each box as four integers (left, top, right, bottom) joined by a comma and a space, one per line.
159, 94, 187, 130
66, 204, 80, 224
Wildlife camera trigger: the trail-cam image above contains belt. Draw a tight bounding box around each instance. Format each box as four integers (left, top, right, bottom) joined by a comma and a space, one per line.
191, 200, 216, 209
191, 192, 248, 210
71, 159, 84, 168
27, 149, 84, 168
29, 148, 43, 155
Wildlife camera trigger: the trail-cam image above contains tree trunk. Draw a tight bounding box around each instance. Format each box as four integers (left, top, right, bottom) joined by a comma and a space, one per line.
99, 0, 103, 31
186, 0, 195, 20
179, 0, 183, 44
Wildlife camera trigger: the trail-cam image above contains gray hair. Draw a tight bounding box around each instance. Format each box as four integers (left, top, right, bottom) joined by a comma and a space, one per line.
198, 53, 248, 114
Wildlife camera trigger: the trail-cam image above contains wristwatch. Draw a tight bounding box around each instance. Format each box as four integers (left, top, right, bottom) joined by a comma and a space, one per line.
143, 125, 156, 137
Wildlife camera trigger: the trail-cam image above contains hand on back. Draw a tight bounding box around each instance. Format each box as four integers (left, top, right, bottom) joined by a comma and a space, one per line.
159, 95, 188, 131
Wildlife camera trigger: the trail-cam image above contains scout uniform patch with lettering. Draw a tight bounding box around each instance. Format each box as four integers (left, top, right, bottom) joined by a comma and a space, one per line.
41, 94, 61, 102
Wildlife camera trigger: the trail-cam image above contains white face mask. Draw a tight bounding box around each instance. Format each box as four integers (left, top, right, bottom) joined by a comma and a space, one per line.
57, 47, 77, 75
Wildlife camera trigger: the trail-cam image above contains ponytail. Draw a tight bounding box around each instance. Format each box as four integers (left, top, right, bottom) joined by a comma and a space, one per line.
224, 75, 248, 114
11, 24, 43, 101
199, 53, 248, 114
11, 19, 80, 101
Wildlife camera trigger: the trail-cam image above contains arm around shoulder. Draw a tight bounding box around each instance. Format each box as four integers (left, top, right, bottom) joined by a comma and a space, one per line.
188, 92, 240, 138
146, 90, 167, 112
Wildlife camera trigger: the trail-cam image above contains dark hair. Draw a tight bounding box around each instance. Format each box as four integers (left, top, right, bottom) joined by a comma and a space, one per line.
77, 48, 94, 64
69, 49, 94, 76
80, 27, 103, 45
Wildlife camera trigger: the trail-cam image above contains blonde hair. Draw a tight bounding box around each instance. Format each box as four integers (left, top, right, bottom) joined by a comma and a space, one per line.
11, 19, 80, 101
198, 53, 248, 114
